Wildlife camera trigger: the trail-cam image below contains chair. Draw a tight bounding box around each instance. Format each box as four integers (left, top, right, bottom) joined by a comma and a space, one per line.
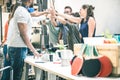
0, 66, 13, 80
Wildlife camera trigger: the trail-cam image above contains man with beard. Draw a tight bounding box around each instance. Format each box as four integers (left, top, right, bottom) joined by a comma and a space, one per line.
7, 0, 48, 80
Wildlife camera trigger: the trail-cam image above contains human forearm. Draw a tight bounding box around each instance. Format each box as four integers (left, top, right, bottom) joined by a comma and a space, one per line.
50, 16, 57, 26
54, 16, 66, 25
18, 23, 37, 54
31, 10, 48, 17
56, 13, 82, 24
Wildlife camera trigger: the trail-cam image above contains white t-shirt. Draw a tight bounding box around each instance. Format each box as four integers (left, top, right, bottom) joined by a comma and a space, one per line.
9, 6, 33, 47
6, 18, 14, 46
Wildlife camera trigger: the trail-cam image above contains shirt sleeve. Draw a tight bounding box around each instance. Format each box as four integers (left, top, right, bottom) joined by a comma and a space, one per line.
15, 7, 28, 24
56, 21, 63, 27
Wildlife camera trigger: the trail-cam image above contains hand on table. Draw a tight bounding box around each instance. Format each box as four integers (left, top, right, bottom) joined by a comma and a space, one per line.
33, 51, 42, 59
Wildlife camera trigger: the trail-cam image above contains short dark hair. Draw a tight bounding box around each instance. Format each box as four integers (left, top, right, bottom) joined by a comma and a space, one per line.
10, 4, 15, 12
64, 6, 72, 12
21, 0, 29, 2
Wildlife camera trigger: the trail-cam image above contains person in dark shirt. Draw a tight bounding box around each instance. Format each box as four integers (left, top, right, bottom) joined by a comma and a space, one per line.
54, 6, 73, 45
56, 4, 96, 43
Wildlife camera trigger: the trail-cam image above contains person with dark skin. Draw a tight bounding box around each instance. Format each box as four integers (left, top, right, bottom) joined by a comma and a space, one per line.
7, 0, 48, 80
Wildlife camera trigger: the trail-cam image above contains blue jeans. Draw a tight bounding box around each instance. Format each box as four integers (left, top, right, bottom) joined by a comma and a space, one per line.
8, 47, 28, 80
1, 45, 11, 80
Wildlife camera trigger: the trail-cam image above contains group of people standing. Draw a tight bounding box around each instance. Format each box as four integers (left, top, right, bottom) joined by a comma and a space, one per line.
0, 0, 96, 80
48, 4, 96, 50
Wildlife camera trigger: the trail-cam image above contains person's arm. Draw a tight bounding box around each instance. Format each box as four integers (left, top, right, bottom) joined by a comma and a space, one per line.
56, 13, 82, 24
50, 16, 58, 27
58, 30, 62, 42
30, 10, 48, 17
48, 6, 58, 27
50, 14, 66, 27
49, 6, 66, 26
1, 21, 9, 45
88, 17, 96, 37
18, 23, 40, 57
54, 16, 66, 25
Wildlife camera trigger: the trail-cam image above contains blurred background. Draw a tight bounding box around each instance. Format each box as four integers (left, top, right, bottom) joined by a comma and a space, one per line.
1, 0, 120, 43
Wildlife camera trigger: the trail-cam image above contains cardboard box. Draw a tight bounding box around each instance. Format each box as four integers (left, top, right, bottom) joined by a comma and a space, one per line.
74, 44, 120, 76
96, 44, 120, 76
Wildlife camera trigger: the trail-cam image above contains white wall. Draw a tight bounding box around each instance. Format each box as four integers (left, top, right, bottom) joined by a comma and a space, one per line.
50, 0, 120, 35
1, 0, 120, 37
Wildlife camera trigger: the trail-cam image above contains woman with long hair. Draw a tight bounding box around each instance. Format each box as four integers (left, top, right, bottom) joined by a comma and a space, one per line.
55, 4, 96, 43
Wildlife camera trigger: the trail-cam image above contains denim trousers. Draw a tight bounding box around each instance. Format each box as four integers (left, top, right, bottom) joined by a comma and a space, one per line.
1, 45, 11, 80
8, 47, 28, 80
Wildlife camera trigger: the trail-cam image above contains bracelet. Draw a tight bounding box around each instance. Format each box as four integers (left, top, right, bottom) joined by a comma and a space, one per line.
31, 50, 37, 53
34, 50, 37, 53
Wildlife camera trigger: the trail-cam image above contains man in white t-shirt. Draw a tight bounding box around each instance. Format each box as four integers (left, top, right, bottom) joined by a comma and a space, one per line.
7, 0, 48, 80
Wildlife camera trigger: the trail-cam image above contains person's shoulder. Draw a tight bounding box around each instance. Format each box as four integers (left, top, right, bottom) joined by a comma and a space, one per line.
15, 6, 27, 13
18, 6, 25, 9
88, 17, 95, 23
88, 17, 95, 20
15, 6, 29, 17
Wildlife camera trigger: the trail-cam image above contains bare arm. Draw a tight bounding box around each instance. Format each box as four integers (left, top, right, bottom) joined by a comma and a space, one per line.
50, 9, 66, 26
50, 16, 58, 27
88, 17, 96, 37
18, 23, 40, 57
56, 13, 82, 24
1, 21, 8, 45
58, 30, 62, 43
48, 6, 59, 27
54, 16, 66, 25
30, 10, 48, 17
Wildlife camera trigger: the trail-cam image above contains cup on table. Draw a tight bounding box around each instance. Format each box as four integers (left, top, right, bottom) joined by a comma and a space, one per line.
49, 54, 53, 62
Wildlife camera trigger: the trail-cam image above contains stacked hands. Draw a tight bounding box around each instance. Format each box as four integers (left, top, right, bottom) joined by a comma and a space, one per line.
44, 6, 59, 18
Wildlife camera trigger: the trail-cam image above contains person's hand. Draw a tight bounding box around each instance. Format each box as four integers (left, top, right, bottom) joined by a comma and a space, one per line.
44, 9, 49, 14
33, 51, 41, 59
49, 7, 56, 16
55, 12, 58, 16
79, 33, 82, 39
1, 42, 5, 47
6, 53, 9, 61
